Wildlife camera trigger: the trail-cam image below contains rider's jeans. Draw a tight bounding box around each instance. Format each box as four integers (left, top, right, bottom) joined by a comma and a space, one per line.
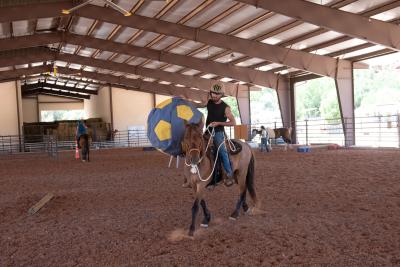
213, 131, 233, 177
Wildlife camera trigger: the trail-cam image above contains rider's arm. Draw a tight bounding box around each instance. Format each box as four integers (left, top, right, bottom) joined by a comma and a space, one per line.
219, 107, 236, 127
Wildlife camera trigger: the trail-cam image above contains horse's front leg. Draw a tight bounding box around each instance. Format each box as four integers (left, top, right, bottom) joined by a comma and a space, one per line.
229, 177, 247, 220
200, 199, 211, 228
189, 198, 199, 237
229, 191, 246, 220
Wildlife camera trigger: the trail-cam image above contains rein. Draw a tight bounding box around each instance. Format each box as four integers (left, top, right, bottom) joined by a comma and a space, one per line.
184, 127, 236, 182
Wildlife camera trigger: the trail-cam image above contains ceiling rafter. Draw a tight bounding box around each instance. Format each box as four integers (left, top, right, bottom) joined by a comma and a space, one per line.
0, 47, 250, 96
22, 81, 98, 95
23, 88, 91, 99
0, 33, 285, 89
1, 64, 208, 102
235, 0, 400, 51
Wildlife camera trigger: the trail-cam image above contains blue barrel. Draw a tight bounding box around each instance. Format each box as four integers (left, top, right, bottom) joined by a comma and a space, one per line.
147, 97, 203, 156
297, 146, 311, 153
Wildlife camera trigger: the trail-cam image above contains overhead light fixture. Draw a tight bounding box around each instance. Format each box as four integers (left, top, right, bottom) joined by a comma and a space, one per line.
62, 0, 132, 17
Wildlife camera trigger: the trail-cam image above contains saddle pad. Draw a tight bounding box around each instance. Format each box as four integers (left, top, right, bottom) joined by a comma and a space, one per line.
227, 139, 242, 155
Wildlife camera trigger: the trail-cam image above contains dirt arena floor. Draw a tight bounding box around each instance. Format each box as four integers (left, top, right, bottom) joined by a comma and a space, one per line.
1, 148, 400, 266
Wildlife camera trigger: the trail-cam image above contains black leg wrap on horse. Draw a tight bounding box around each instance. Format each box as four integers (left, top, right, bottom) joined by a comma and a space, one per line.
200, 200, 211, 225
230, 192, 246, 219
242, 191, 249, 212
189, 199, 199, 236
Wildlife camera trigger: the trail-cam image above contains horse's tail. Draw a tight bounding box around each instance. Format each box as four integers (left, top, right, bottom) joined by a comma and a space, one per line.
246, 151, 257, 205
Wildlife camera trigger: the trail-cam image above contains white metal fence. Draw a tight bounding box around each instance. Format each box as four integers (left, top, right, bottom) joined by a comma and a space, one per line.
252, 114, 400, 148
1, 114, 399, 156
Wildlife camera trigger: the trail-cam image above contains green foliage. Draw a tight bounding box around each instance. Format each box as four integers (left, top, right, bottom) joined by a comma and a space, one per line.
222, 96, 240, 119
198, 96, 241, 123
246, 58, 400, 123
250, 87, 281, 123
354, 67, 400, 114
294, 65, 400, 121
295, 77, 340, 120
41, 110, 85, 122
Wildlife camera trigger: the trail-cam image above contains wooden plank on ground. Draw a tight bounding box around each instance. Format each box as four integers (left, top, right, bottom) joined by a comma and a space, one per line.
28, 193, 54, 215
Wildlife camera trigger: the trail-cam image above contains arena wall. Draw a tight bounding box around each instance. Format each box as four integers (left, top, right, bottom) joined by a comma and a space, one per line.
84, 86, 111, 123
22, 97, 38, 123
0, 81, 22, 136
111, 87, 153, 131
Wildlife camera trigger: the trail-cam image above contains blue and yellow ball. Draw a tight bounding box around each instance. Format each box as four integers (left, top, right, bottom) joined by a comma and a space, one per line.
147, 97, 203, 156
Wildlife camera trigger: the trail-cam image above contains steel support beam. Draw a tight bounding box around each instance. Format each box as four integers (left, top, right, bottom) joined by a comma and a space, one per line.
23, 88, 91, 100
276, 78, 292, 128
0, 47, 247, 96
237, 85, 251, 140
74, 5, 352, 77
236, 0, 400, 51
0, 64, 208, 102
56, 53, 247, 96
0, 1, 73, 22
0, 47, 56, 67
289, 79, 297, 144
64, 33, 283, 89
335, 60, 355, 147
0, 33, 283, 90
1, 2, 355, 78
22, 82, 98, 95
0, 32, 61, 52
0, 65, 51, 82
56, 67, 209, 103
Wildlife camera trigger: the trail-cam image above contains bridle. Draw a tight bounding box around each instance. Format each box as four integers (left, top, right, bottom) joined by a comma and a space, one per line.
183, 127, 224, 182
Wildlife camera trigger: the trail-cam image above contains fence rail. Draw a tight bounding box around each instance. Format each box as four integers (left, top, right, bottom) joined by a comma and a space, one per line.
1, 114, 399, 155
253, 114, 400, 148
0, 130, 152, 156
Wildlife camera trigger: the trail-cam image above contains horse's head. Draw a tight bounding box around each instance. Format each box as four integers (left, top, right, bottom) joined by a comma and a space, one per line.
182, 122, 205, 165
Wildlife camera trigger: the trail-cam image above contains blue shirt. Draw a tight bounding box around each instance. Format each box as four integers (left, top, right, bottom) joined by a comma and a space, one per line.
77, 121, 87, 136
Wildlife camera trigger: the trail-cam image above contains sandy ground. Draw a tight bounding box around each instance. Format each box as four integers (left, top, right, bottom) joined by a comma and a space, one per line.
1, 148, 400, 266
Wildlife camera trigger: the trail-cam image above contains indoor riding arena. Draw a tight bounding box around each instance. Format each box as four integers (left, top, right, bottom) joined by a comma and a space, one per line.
1, 0, 400, 266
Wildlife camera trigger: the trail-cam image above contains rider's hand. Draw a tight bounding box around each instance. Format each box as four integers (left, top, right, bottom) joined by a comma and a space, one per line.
209, 122, 219, 127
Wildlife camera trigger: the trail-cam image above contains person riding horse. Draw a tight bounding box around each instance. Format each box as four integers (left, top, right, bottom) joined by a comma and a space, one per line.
76, 120, 88, 149
188, 83, 236, 187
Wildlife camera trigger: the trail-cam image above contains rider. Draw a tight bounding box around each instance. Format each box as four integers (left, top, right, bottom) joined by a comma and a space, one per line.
76, 119, 88, 148
189, 83, 236, 186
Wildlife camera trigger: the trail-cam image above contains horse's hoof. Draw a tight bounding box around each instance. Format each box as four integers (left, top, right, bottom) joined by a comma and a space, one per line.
200, 223, 208, 228
229, 216, 237, 221
188, 230, 194, 237
245, 208, 254, 215
182, 183, 191, 188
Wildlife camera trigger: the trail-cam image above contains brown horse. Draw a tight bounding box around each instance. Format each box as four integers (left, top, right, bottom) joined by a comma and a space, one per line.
252, 127, 292, 144
182, 123, 258, 237
272, 127, 292, 144
78, 134, 90, 162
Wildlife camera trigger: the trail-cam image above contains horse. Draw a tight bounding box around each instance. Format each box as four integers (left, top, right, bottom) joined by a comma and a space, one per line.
252, 127, 292, 144
78, 134, 90, 162
182, 123, 258, 237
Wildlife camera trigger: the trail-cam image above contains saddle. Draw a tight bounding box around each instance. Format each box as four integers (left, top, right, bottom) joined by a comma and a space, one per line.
203, 134, 242, 188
